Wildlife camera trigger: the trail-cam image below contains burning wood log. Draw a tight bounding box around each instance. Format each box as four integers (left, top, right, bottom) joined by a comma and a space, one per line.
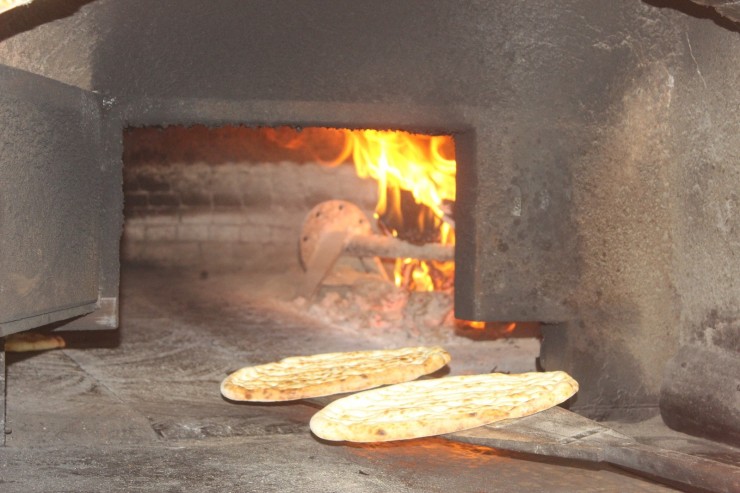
297, 200, 454, 299
298, 231, 453, 300
344, 234, 454, 262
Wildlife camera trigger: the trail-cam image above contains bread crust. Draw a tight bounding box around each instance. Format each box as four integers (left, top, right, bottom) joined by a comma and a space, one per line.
221, 346, 451, 402
310, 371, 579, 442
5, 332, 66, 353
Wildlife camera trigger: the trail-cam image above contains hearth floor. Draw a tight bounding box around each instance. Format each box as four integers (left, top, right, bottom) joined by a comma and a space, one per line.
0, 265, 682, 492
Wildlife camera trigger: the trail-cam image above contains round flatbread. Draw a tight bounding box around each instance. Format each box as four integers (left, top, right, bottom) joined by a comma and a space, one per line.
310, 371, 579, 442
221, 346, 451, 402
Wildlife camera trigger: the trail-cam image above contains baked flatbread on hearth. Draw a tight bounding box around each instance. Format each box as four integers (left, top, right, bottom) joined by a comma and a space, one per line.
309, 371, 578, 442
221, 346, 451, 402
5, 332, 66, 353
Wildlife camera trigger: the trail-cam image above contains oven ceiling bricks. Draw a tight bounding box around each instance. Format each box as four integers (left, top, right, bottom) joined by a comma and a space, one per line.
0, 1, 738, 440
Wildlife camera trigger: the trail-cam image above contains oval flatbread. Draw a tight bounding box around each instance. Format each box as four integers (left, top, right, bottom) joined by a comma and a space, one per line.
310, 371, 578, 442
5, 332, 66, 353
221, 346, 451, 402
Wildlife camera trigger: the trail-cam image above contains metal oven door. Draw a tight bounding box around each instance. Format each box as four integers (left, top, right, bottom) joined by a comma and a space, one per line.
0, 65, 119, 337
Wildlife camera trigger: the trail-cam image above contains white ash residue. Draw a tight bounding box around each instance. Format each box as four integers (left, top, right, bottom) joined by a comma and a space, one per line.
293, 277, 462, 345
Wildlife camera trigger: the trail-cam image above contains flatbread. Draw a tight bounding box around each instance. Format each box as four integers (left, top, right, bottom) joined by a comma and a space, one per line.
5, 332, 66, 353
221, 346, 451, 402
0, 0, 32, 15
310, 371, 578, 442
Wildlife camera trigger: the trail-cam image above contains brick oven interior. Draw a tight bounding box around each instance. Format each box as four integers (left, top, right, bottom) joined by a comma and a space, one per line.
1, 1, 739, 491
121, 126, 380, 280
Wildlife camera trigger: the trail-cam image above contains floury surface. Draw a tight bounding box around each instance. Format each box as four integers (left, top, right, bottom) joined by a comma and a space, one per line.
0, 265, 685, 492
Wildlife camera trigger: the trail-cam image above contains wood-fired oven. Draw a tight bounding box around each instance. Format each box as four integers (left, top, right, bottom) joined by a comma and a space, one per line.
0, 1, 738, 491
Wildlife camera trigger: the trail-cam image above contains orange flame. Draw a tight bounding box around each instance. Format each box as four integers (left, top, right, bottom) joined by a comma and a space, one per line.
263, 126, 457, 291
334, 130, 456, 291
456, 321, 518, 333
330, 130, 456, 221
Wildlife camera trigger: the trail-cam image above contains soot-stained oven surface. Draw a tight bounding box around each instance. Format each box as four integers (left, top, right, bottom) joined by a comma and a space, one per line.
0, 0, 738, 454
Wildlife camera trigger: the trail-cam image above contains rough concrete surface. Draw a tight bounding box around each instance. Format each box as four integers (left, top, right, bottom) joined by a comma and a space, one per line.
0, 266, 680, 492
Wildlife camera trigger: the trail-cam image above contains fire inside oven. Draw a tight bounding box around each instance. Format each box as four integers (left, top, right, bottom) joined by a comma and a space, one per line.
122, 125, 536, 342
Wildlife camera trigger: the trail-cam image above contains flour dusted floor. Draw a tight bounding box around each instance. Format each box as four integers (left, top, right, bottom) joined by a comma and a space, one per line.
0, 266, 679, 492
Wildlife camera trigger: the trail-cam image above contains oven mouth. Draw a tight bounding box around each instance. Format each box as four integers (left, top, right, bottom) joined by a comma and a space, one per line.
121, 124, 540, 347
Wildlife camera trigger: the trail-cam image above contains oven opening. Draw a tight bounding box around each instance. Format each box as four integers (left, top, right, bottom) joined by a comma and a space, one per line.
121, 124, 541, 367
